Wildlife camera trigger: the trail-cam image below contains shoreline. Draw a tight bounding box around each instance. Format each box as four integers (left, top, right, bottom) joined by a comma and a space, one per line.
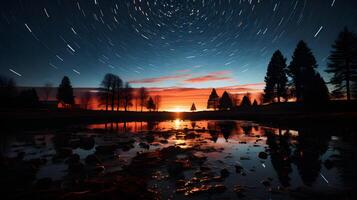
2, 107, 357, 131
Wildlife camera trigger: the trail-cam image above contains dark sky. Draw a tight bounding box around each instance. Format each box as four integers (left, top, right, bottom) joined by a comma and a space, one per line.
0, 0, 356, 88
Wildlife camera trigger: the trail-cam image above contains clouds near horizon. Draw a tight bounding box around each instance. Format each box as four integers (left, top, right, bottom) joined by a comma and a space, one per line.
129, 70, 235, 85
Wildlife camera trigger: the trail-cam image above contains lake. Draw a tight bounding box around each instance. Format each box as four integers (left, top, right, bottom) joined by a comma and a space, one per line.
1, 120, 356, 199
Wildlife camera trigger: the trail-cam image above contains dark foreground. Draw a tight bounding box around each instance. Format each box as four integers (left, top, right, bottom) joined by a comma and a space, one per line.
1, 120, 356, 200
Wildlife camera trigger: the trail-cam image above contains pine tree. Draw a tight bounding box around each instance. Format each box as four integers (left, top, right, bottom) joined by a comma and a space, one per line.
190, 103, 197, 112
326, 27, 357, 101
264, 50, 288, 103
57, 76, 74, 108
219, 91, 233, 110
207, 88, 219, 110
240, 95, 251, 107
252, 100, 258, 106
288, 41, 319, 102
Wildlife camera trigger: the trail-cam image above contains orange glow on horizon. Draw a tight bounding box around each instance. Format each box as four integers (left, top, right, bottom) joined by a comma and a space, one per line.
37, 84, 264, 111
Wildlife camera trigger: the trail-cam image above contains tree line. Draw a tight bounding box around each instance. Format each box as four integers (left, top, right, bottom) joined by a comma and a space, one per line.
264, 27, 357, 104
98, 73, 161, 112
0, 73, 161, 111
206, 88, 259, 111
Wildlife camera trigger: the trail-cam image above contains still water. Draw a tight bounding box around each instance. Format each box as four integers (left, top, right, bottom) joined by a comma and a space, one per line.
1, 120, 356, 199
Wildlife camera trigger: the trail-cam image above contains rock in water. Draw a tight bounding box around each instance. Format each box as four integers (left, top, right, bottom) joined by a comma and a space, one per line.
258, 152, 268, 159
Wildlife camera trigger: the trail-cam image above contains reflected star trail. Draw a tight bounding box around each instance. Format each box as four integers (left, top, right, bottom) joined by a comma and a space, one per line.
0, 0, 356, 88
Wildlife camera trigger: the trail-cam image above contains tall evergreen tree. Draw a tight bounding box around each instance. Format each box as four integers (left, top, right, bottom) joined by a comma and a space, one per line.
303, 73, 330, 104
57, 76, 74, 107
219, 91, 233, 110
288, 41, 321, 102
264, 50, 288, 103
326, 28, 357, 101
207, 88, 219, 110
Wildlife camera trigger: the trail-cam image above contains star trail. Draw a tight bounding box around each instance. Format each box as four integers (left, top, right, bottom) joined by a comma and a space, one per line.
0, 0, 356, 88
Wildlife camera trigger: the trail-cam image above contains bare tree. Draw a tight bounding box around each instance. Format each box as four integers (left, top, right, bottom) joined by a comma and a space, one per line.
146, 96, 155, 112
139, 87, 149, 112
153, 95, 162, 112
100, 73, 116, 111
115, 77, 123, 111
81, 91, 92, 110
122, 82, 134, 111
43, 82, 53, 101
134, 90, 140, 111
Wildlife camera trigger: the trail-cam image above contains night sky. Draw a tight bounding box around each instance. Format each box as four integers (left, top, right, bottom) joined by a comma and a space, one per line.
1, 0, 357, 88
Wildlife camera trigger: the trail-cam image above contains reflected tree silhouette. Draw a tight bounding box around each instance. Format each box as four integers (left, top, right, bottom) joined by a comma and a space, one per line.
242, 125, 253, 135
207, 121, 219, 142
293, 128, 330, 186
265, 129, 293, 187
146, 121, 158, 131
191, 121, 196, 130
217, 121, 236, 141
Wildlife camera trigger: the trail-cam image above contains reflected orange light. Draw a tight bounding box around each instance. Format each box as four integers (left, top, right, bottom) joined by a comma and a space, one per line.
174, 119, 181, 129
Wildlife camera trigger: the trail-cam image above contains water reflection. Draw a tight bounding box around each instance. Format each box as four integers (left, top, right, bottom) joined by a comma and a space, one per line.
1, 120, 356, 199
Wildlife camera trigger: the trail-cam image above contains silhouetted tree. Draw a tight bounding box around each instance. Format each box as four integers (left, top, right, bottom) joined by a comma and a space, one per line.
122, 82, 133, 111
42, 82, 53, 101
190, 103, 197, 112
288, 41, 318, 102
265, 130, 293, 187
57, 76, 74, 108
219, 91, 233, 110
288, 41, 329, 103
154, 95, 162, 111
115, 76, 123, 111
81, 91, 92, 110
231, 94, 240, 108
217, 121, 236, 141
304, 73, 330, 104
207, 88, 219, 110
107, 75, 121, 111
240, 95, 251, 107
139, 87, 149, 112
252, 100, 258, 106
134, 91, 140, 111
293, 129, 330, 186
0, 75, 17, 108
18, 88, 39, 108
146, 96, 155, 112
100, 73, 116, 111
326, 28, 357, 101
207, 121, 219, 142
264, 50, 288, 103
